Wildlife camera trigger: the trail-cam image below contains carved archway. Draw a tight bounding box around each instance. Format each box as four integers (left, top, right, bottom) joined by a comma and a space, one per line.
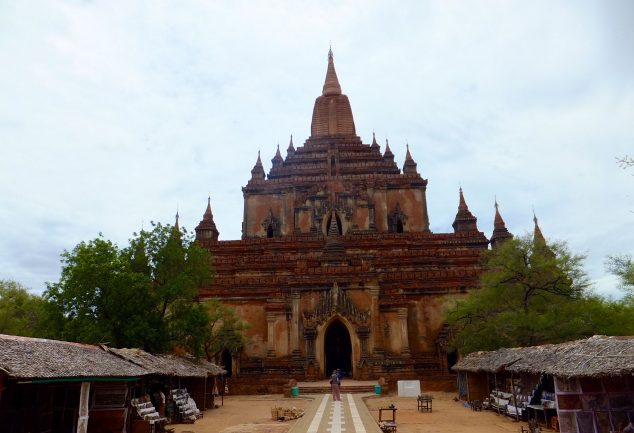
303, 283, 370, 378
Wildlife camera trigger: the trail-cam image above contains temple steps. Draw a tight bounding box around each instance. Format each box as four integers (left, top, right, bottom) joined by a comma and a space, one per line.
297, 379, 376, 395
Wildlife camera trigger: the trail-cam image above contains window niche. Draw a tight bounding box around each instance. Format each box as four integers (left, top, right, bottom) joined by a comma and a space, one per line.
388, 202, 408, 233
262, 208, 281, 238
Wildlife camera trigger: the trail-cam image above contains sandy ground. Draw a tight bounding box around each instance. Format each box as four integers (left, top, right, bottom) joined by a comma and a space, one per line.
168, 392, 530, 433
169, 395, 313, 433
364, 392, 525, 433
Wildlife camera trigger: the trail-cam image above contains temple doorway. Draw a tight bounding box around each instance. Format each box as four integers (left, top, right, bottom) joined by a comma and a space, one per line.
324, 319, 352, 378
221, 349, 232, 377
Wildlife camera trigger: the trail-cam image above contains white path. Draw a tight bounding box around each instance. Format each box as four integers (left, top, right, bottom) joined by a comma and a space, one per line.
327, 400, 345, 433
306, 394, 330, 433
346, 394, 367, 433
290, 393, 381, 433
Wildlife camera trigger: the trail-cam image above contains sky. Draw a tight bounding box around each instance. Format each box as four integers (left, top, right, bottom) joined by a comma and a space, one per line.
0, 1, 632, 298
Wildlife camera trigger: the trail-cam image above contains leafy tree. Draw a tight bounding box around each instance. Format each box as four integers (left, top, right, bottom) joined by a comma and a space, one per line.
0, 280, 47, 336
606, 254, 634, 301
201, 298, 249, 362
128, 223, 212, 321
44, 222, 228, 354
44, 237, 160, 348
446, 234, 598, 353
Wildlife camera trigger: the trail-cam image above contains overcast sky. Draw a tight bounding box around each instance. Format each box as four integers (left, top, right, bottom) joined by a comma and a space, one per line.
1, 1, 632, 298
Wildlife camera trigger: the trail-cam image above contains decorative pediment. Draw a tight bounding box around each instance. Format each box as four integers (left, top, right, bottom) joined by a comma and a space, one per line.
303, 283, 369, 329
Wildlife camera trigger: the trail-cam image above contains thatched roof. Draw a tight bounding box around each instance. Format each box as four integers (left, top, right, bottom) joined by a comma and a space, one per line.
193, 358, 227, 376
452, 335, 634, 378
0, 334, 147, 380
108, 348, 224, 377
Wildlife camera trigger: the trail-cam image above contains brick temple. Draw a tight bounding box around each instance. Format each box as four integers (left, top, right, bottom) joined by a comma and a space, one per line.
193, 49, 513, 393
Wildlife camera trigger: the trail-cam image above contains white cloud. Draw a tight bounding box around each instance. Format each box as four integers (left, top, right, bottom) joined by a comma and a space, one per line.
0, 0, 632, 297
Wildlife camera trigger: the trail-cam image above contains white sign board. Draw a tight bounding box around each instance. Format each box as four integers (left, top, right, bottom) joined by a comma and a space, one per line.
397, 380, 421, 397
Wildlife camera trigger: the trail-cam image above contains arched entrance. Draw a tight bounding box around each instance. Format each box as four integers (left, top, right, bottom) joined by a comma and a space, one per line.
324, 319, 352, 377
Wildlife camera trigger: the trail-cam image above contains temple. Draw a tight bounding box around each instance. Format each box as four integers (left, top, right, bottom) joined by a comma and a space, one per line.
194, 50, 512, 392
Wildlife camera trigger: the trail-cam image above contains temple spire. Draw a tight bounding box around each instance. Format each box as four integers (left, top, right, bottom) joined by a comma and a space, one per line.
452, 188, 478, 232
371, 131, 380, 151
195, 196, 219, 242
490, 198, 513, 248
383, 138, 394, 159
322, 47, 342, 96
271, 143, 283, 168
286, 134, 295, 158
250, 150, 266, 180
310, 48, 356, 137
532, 210, 554, 257
403, 142, 418, 175
533, 211, 546, 243
170, 209, 182, 242
458, 187, 468, 211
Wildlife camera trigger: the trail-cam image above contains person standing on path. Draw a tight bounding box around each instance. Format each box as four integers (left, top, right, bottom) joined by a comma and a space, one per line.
330, 369, 341, 401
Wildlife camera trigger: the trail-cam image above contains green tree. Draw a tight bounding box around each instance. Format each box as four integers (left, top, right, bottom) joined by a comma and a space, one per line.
606, 254, 634, 301
44, 237, 161, 348
0, 280, 47, 337
201, 299, 249, 362
446, 235, 598, 353
44, 222, 219, 353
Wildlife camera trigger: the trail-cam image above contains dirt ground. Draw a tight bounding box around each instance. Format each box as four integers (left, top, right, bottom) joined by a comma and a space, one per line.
169, 395, 313, 433
169, 392, 531, 433
365, 392, 526, 433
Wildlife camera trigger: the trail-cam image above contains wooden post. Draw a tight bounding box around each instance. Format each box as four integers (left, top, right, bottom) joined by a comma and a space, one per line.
77, 382, 90, 433
466, 372, 471, 401
510, 371, 519, 421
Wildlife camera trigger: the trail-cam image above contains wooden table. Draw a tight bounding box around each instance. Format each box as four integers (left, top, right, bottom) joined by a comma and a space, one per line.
417, 394, 433, 412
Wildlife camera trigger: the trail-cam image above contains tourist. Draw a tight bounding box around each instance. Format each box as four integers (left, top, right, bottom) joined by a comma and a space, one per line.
330, 369, 341, 401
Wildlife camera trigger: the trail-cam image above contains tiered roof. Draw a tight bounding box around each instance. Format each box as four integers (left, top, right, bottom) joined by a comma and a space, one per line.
244, 50, 423, 190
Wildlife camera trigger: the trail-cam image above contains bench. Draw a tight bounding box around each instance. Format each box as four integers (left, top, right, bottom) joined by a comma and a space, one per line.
417, 394, 432, 412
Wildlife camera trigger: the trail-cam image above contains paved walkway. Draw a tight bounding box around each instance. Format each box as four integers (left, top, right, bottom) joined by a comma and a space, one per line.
289, 393, 383, 433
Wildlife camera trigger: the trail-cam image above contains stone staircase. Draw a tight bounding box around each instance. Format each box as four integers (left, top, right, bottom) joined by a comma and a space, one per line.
297, 380, 376, 395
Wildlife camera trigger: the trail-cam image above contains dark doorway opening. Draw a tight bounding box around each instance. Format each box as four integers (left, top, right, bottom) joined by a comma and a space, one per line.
447, 350, 458, 373
221, 349, 232, 377
396, 219, 404, 233
324, 319, 352, 378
